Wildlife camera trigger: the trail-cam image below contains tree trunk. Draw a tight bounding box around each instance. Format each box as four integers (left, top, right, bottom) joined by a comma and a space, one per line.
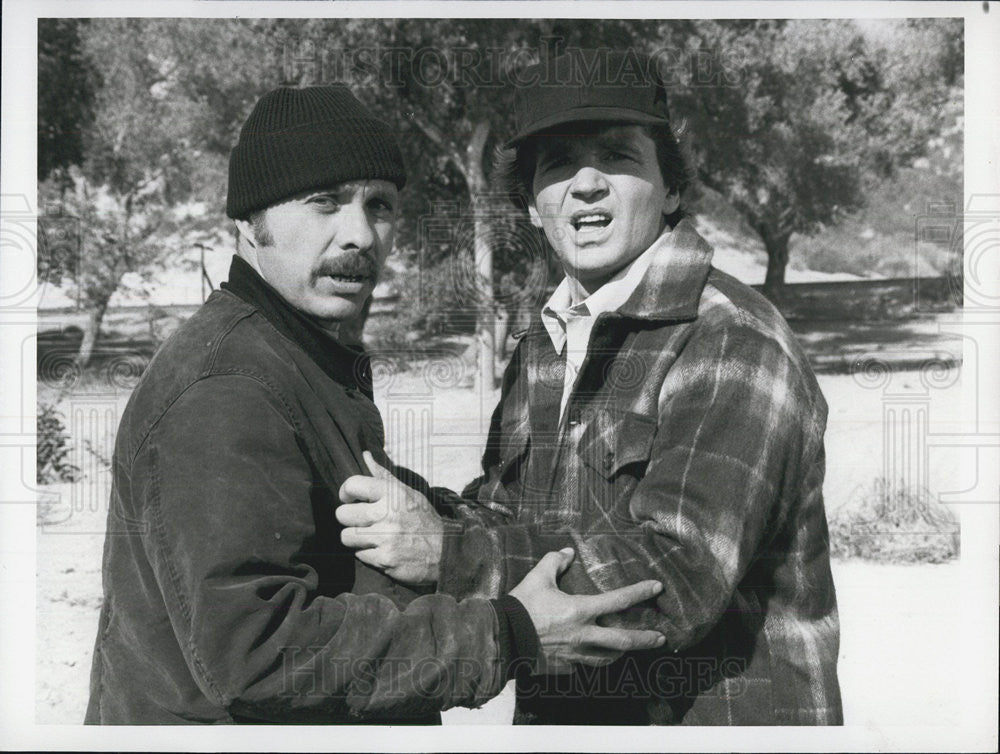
467, 120, 495, 395
761, 230, 792, 302
473, 211, 495, 389
76, 299, 108, 369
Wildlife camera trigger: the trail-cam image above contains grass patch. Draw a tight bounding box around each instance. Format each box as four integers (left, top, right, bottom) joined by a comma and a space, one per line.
828, 477, 959, 563
37, 403, 81, 485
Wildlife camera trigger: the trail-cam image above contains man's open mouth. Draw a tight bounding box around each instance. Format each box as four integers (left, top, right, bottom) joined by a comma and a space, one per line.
570, 210, 613, 232
325, 274, 367, 283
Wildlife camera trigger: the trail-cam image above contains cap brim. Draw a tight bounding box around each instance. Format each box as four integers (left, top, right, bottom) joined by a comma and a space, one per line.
505, 107, 669, 149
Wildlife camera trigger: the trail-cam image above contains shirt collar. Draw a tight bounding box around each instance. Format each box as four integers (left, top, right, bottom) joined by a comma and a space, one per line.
539, 217, 714, 353
220, 255, 373, 399
540, 278, 574, 353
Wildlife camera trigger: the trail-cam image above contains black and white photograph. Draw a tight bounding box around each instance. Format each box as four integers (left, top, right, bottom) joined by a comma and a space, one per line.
1, 1, 997, 751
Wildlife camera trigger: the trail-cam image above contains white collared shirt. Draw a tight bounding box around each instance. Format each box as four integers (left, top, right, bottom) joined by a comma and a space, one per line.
540, 230, 668, 422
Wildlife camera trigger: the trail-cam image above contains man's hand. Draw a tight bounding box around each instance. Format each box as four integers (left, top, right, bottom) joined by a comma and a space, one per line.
337, 451, 444, 585
510, 548, 665, 675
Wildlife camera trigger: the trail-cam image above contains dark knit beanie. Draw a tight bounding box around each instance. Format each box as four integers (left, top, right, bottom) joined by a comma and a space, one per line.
226, 85, 406, 219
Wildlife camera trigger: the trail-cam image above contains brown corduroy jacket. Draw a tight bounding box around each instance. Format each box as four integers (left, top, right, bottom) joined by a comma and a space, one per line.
86, 257, 507, 724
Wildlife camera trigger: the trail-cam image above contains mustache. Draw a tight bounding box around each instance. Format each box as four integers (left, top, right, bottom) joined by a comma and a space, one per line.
314, 254, 377, 279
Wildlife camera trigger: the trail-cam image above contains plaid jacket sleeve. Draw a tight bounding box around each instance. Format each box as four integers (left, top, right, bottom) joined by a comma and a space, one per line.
439, 323, 827, 653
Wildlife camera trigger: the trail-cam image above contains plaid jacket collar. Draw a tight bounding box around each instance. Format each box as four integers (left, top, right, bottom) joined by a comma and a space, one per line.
616, 217, 715, 321
525, 217, 715, 346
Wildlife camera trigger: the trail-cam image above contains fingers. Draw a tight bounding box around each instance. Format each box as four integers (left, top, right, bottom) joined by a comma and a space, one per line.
574, 625, 666, 653
338, 474, 384, 504
341, 526, 377, 550
353, 544, 383, 569
563, 647, 623, 668
578, 580, 663, 619
335, 501, 386, 528
528, 548, 575, 586
363, 450, 390, 480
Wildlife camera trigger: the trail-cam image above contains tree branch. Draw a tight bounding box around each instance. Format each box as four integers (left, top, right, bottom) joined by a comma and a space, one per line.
466, 120, 491, 195
407, 108, 469, 182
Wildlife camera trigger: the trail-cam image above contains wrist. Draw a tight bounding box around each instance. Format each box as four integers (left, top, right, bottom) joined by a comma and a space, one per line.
490, 594, 540, 680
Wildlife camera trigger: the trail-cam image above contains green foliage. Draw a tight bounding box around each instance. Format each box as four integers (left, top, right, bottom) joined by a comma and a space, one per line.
37, 403, 81, 485
38, 19, 97, 181
792, 80, 962, 279
36, 18, 965, 342
667, 21, 870, 289
650, 19, 962, 291
38, 168, 224, 369
37, 19, 275, 360
828, 477, 959, 563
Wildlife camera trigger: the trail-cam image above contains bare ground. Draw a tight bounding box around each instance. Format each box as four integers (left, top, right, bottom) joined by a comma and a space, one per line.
36, 369, 965, 724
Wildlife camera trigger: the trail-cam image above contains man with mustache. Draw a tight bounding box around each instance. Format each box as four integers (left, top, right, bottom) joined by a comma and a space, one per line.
339, 50, 843, 725
85, 84, 667, 725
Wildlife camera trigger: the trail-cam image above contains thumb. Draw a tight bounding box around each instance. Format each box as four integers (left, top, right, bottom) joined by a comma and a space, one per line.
554, 547, 575, 577
535, 547, 575, 585
363, 450, 391, 480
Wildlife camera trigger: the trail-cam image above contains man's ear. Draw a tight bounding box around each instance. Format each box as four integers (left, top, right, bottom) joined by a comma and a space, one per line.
662, 189, 681, 218
527, 202, 543, 229
233, 218, 256, 248
233, 219, 263, 274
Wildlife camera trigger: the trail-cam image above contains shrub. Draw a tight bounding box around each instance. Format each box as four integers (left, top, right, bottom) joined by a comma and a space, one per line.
828, 477, 959, 563
37, 402, 81, 484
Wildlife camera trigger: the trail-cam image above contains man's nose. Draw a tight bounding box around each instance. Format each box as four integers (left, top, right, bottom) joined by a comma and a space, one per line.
334, 202, 376, 251
569, 166, 609, 200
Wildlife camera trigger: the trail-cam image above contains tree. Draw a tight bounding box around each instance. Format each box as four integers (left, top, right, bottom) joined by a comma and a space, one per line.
37, 18, 279, 366
284, 19, 661, 384
37, 19, 96, 181
661, 19, 963, 298
662, 21, 869, 298
39, 168, 191, 366
342, 19, 543, 389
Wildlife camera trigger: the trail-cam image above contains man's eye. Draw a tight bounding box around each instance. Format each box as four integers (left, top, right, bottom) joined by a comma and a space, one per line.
369, 197, 396, 214
308, 196, 340, 210
538, 155, 569, 172
605, 150, 632, 162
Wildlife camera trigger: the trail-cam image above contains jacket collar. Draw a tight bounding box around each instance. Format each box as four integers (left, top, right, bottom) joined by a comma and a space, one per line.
522, 218, 714, 348
615, 217, 714, 321
220, 255, 373, 399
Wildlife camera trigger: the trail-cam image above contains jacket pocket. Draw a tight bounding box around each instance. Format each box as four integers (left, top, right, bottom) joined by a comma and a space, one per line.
576, 408, 658, 480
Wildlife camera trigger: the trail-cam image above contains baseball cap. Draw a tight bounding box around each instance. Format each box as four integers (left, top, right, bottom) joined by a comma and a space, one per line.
507, 49, 671, 148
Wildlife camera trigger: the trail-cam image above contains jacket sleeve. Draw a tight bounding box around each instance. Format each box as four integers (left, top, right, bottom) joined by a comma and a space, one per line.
438, 327, 826, 652
131, 373, 505, 721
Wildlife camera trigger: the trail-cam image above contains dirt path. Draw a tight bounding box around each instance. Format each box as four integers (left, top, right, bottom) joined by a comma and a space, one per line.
34, 502, 962, 728
36, 371, 965, 724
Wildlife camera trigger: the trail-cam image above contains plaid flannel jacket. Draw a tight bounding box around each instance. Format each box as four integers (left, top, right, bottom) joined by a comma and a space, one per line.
437, 219, 843, 725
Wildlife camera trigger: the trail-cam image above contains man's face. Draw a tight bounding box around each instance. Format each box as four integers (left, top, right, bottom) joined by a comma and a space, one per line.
528, 125, 679, 292
237, 180, 398, 327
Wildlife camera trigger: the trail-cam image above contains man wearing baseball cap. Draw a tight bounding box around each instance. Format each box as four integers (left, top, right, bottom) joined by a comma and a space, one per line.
84, 84, 668, 725
340, 50, 843, 725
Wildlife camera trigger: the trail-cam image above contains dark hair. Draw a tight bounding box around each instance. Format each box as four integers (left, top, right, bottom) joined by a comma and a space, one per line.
492, 120, 692, 228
